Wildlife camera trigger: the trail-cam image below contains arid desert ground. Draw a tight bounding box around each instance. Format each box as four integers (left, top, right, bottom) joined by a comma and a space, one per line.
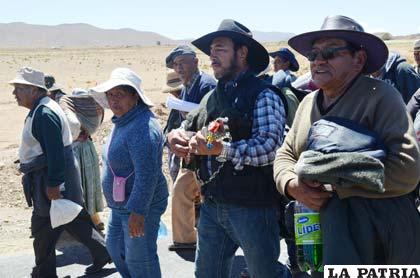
0, 41, 415, 255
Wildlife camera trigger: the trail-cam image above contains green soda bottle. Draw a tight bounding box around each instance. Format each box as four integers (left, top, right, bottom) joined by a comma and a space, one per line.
294, 201, 323, 272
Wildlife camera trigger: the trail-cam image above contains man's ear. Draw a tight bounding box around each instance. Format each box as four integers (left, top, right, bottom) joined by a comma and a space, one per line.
354, 49, 367, 73
237, 46, 249, 63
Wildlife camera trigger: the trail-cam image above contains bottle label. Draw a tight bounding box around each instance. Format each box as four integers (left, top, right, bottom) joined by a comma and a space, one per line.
294, 212, 322, 245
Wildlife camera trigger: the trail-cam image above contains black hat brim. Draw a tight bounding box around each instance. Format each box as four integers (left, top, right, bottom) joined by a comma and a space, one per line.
192, 30, 269, 74
288, 29, 388, 74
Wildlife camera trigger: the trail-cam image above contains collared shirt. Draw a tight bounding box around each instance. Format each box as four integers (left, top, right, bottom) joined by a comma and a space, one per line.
179, 71, 216, 120
217, 88, 286, 170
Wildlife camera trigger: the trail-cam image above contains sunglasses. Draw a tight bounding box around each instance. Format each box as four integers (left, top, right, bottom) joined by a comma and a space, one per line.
306, 46, 353, 62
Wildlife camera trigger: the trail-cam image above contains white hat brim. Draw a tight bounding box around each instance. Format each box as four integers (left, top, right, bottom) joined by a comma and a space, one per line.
90, 78, 154, 109
8, 78, 48, 90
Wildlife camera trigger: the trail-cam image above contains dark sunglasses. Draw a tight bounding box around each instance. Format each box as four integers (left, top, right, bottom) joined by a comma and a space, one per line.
306, 46, 353, 62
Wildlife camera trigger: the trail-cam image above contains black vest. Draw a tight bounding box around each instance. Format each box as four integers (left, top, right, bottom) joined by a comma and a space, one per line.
195, 73, 287, 207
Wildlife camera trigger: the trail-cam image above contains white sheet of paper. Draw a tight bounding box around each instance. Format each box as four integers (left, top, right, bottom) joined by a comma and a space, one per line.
166, 95, 199, 113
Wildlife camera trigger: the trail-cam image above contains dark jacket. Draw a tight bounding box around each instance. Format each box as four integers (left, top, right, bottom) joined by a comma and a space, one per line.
375, 52, 420, 103
306, 117, 386, 161
185, 72, 287, 206
181, 71, 217, 104
19, 146, 84, 217
407, 88, 420, 120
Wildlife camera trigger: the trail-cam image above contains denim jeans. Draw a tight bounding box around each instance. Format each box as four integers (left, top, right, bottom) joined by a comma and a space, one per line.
106, 198, 167, 278
195, 198, 288, 278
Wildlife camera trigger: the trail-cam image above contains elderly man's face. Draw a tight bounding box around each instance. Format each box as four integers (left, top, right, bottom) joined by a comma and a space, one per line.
12, 84, 38, 109
414, 50, 420, 66
310, 38, 361, 92
172, 55, 198, 85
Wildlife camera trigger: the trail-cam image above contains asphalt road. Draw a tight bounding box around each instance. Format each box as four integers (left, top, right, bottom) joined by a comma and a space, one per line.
0, 232, 288, 278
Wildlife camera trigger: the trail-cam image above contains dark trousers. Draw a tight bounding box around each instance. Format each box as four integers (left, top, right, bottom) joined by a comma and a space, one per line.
321, 193, 420, 264
30, 208, 108, 278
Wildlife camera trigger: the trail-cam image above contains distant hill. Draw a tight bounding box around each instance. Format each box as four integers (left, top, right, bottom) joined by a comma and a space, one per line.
0, 22, 298, 48
8, 22, 416, 48
393, 33, 420, 40
0, 22, 176, 48
373, 32, 420, 41
252, 31, 295, 42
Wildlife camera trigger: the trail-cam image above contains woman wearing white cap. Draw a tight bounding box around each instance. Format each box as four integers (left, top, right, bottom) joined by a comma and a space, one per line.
90, 68, 168, 278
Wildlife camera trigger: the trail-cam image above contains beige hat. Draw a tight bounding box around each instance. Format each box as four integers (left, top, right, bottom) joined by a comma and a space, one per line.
162, 71, 182, 94
8, 67, 47, 90
413, 39, 420, 51
90, 67, 154, 108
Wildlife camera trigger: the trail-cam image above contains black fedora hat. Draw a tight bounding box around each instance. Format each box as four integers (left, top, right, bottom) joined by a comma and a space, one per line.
192, 19, 269, 73
288, 15, 388, 74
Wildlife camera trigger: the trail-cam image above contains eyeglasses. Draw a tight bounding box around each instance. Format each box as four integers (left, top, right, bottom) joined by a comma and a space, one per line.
306, 46, 353, 62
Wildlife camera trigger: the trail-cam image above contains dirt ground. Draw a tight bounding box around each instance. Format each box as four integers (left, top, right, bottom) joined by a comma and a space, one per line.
0, 41, 415, 255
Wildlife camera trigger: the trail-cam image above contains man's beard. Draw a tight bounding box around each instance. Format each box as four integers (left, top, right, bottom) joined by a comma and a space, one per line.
214, 55, 240, 83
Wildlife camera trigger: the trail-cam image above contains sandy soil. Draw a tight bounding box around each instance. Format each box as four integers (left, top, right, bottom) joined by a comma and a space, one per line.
0, 41, 414, 255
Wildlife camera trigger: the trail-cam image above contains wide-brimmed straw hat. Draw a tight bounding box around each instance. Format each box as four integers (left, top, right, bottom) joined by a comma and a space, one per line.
162, 71, 182, 94
269, 48, 300, 72
192, 19, 269, 73
8, 67, 48, 90
288, 15, 388, 74
90, 68, 153, 108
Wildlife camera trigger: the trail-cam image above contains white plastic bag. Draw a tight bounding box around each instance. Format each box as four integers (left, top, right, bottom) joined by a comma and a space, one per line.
50, 199, 83, 228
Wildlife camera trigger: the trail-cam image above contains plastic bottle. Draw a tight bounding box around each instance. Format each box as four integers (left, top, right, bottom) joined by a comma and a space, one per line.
294, 201, 323, 272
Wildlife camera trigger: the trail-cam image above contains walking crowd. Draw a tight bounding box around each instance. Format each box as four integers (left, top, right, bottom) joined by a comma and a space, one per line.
8, 14, 420, 278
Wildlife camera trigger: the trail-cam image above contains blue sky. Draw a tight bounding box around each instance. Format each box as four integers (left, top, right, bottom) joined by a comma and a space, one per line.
0, 0, 418, 39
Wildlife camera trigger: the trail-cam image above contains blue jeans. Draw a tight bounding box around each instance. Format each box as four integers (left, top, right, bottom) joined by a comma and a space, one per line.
106, 198, 167, 278
195, 198, 287, 278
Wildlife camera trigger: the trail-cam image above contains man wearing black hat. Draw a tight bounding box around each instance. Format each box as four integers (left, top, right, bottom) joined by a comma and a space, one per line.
269, 47, 300, 88
274, 15, 420, 265
168, 19, 288, 277
165, 45, 216, 251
